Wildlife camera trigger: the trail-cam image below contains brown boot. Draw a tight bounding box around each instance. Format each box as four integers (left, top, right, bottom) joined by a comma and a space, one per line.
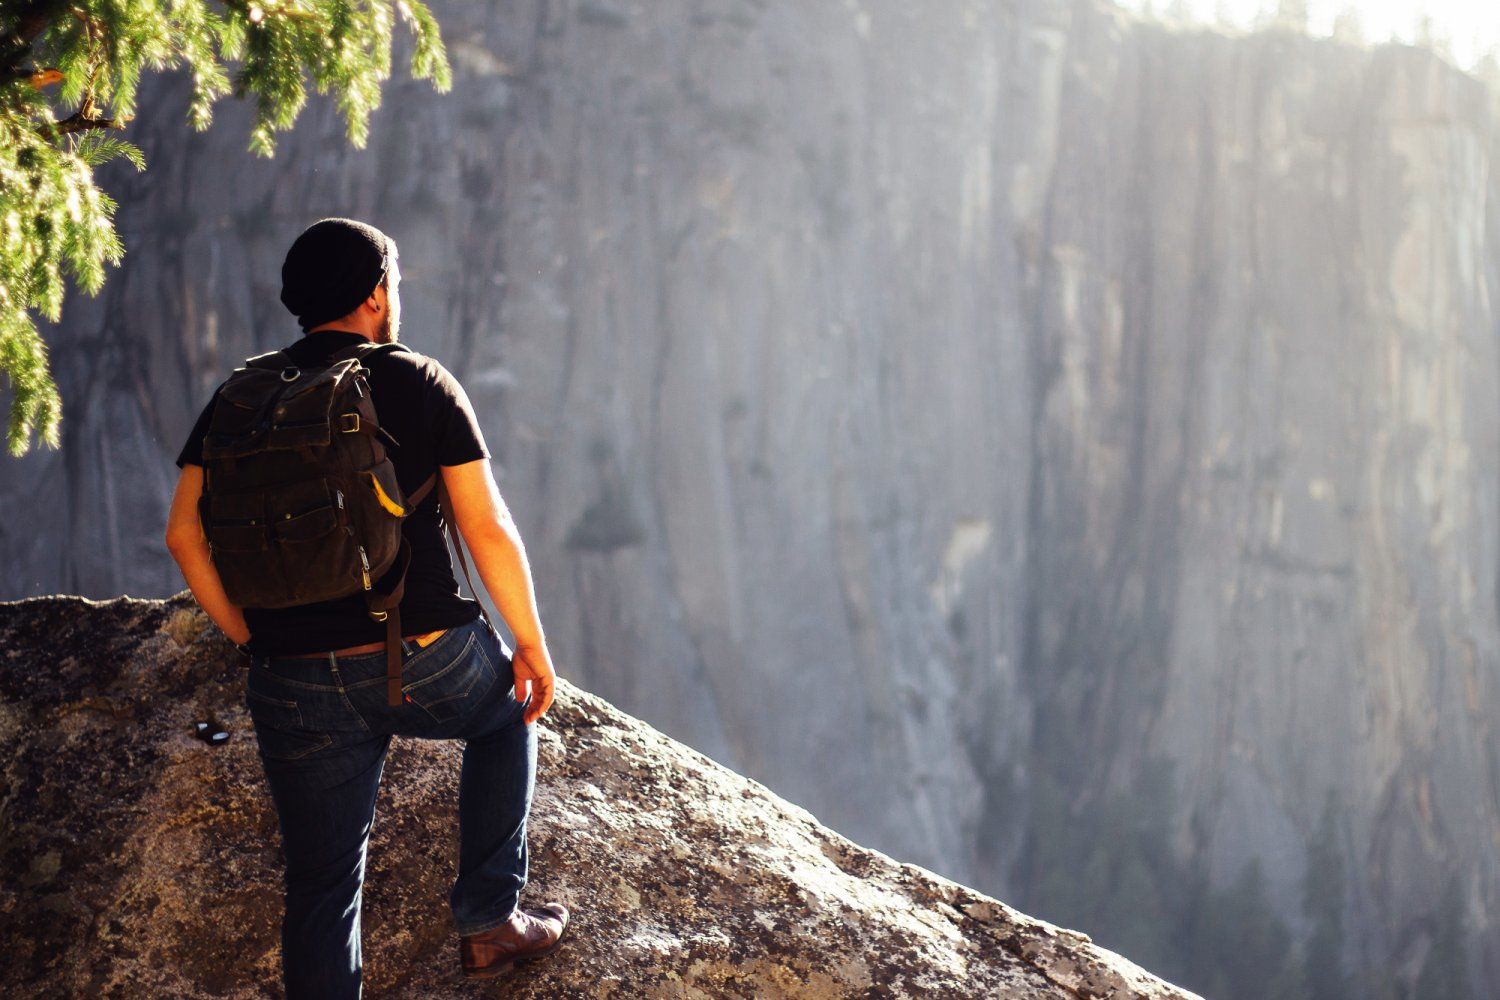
459, 902, 570, 979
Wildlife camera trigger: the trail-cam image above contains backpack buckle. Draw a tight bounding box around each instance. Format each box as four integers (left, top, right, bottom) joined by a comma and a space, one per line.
369, 609, 388, 622
340, 412, 360, 433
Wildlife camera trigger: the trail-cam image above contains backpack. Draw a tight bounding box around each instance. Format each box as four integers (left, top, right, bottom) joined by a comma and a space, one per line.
197, 340, 467, 706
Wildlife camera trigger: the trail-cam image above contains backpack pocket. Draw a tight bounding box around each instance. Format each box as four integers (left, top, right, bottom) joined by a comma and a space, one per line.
270, 478, 367, 605
202, 478, 367, 608
204, 521, 269, 553
200, 490, 281, 606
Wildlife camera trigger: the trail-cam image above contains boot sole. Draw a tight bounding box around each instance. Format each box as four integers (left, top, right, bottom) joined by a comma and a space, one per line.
461, 919, 569, 979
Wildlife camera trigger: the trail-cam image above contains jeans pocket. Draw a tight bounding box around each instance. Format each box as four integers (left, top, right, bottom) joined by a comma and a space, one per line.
402, 630, 497, 725
246, 688, 332, 761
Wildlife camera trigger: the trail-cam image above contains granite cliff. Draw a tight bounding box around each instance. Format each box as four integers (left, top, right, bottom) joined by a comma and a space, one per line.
0, 592, 1200, 999
0, 0, 1496, 995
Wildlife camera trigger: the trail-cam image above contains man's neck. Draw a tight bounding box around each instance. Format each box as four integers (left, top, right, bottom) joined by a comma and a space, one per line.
305, 327, 371, 340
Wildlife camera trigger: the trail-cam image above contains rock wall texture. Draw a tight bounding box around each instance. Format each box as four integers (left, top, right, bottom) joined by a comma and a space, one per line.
1, 0, 1497, 994
0, 592, 1201, 999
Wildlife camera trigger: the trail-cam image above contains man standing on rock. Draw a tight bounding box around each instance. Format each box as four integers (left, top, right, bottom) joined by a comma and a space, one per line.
164, 218, 570, 996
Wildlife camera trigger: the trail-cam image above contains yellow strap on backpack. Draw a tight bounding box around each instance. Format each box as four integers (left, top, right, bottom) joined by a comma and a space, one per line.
367, 470, 407, 516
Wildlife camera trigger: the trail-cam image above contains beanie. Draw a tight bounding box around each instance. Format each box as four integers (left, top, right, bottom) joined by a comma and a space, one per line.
279, 218, 395, 331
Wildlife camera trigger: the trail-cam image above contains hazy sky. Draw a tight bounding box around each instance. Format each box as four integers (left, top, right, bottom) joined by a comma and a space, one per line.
1118, 1, 1500, 70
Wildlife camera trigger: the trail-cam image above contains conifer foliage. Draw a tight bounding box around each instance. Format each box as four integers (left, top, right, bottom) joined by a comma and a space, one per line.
0, 0, 451, 455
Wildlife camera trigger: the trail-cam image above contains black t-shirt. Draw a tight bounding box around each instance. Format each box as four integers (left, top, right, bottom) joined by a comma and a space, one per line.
175, 329, 490, 655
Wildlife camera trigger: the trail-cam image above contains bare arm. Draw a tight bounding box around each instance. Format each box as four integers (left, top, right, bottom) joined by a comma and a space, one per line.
440, 458, 556, 723
164, 464, 251, 646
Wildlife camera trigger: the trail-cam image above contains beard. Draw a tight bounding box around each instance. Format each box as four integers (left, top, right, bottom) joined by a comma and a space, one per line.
374, 306, 399, 344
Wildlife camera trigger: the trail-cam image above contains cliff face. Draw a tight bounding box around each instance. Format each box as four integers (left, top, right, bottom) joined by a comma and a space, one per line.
1, 0, 1497, 994
1001, 15, 1500, 997
0, 593, 1200, 999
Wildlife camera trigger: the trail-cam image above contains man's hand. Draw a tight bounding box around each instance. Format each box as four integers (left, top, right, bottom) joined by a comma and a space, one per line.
441, 459, 558, 724
512, 642, 556, 725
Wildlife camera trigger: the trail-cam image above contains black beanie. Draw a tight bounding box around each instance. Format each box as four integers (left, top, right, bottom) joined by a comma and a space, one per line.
279, 218, 395, 331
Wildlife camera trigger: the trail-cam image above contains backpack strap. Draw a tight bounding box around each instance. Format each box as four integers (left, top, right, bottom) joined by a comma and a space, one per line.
368, 471, 441, 707
368, 537, 414, 708
405, 470, 440, 515
242, 349, 295, 370
436, 474, 492, 634
371, 471, 494, 708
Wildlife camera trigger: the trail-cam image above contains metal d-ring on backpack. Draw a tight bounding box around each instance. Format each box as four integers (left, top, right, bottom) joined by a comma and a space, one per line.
197, 340, 480, 707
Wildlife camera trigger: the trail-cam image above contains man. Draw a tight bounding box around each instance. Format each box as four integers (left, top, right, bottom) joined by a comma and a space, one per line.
164, 218, 570, 997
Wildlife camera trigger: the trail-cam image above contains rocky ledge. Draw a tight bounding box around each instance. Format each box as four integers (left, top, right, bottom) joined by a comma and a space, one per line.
0, 592, 1201, 998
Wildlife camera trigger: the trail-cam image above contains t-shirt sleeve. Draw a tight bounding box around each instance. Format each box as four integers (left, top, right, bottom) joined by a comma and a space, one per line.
175, 396, 218, 468
429, 361, 491, 466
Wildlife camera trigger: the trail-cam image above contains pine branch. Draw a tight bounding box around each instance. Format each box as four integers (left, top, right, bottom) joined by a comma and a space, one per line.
46, 110, 132, 134
0, 0, 453, 455
0, 0, 73, 74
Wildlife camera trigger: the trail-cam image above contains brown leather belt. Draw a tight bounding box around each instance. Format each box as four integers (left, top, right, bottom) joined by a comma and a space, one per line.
281, 627, 450, 659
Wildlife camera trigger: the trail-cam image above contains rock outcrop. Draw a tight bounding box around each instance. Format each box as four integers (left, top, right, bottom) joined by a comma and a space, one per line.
3, 0, 1499, 992
0, 592, 1200, 998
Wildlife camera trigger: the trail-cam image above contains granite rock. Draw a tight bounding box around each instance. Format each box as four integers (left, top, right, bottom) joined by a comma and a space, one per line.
0, 592, 1200, 999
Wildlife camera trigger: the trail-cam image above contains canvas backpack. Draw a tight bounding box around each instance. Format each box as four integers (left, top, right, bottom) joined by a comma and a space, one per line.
197, 340, 474, 706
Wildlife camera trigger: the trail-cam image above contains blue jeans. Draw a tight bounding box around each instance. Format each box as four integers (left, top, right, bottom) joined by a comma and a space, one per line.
245, 614, 535, 999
